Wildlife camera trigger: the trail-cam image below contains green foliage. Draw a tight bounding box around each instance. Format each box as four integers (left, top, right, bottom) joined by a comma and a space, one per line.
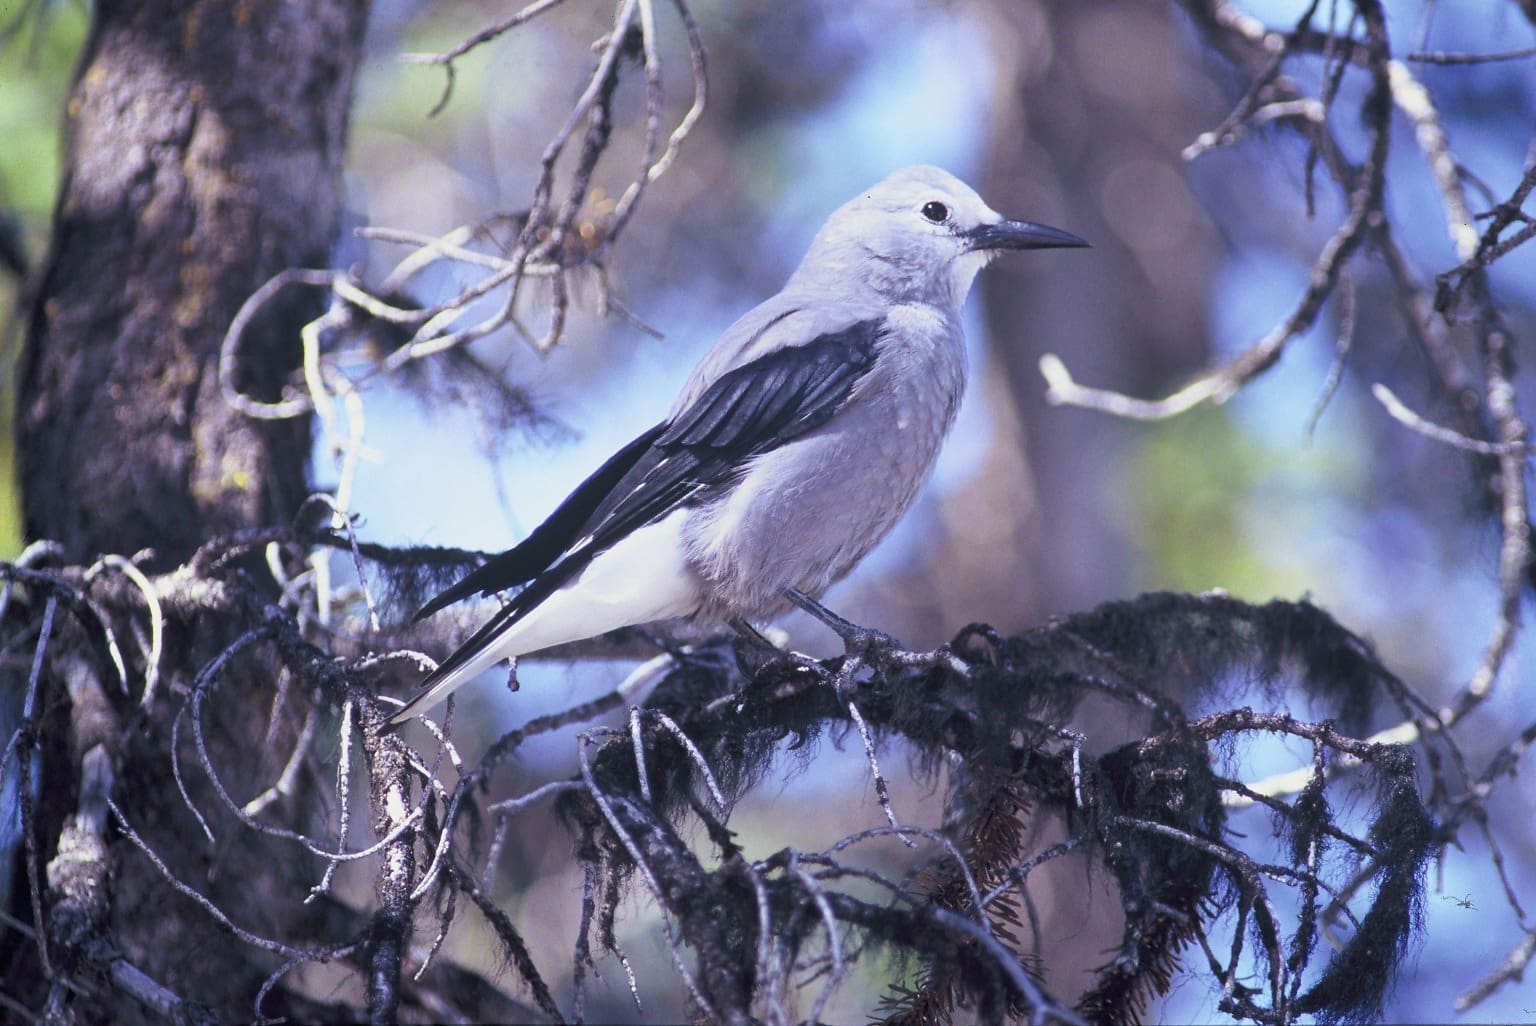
1131, 406, 1362, 600
1, 3, 91, 558
0, 3, 88, 223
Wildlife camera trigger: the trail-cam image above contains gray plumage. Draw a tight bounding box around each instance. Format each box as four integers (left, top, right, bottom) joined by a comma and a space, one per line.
395, 166, 1086, 723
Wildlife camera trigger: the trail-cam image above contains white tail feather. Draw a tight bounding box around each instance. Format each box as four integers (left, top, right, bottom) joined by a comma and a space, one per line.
393, 510, 701, 723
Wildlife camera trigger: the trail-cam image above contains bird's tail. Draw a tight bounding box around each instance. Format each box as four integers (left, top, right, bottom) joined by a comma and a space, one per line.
391, 510, 702, 725
390, 616, 519, 724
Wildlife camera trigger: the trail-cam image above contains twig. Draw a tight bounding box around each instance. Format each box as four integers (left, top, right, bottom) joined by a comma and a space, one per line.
1304, 269, 1356, 440
219, 268, 337, 420
629, 707, 653, 805
241, 705, 320, 819
84, 555, 164, 710
1407, 45, 1536, 64
108, 797, 310, 957
1457, 927, 1536, 1010
400, 0, 570, 115
788, 850, 847, 1024
180, 648, 426, 865
647, 709, 727, 811
576, 731, 721, 1022
846, 699, 913, 846
15, 595, 58, 978
311, 698, 354, 901
252, 940, 364, 1026
445, 864, 565, 1021
1370, 383, 1525, 454
486, 779, 587, 816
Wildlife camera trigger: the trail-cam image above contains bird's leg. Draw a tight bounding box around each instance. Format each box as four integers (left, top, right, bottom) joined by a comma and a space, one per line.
782, 588, 910, 699
782, 588, 902, 655
782, 590, 909, 825
782, 588, 973, 688
729, 615, 825, 678
729, 617, 780, 653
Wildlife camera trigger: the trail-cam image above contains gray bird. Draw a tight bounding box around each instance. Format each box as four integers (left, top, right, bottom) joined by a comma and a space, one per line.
394, 165, 1086, 723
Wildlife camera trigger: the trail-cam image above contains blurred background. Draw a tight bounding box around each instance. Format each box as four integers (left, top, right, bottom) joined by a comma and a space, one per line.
5, 0, 1536, 1019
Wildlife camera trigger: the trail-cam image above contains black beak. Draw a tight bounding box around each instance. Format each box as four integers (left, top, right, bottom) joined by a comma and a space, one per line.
965, 218, 1089, 252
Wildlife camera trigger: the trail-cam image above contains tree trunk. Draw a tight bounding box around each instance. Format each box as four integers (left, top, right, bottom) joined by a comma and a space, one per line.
18, 0, 368, 564
9, 3, 368, 1021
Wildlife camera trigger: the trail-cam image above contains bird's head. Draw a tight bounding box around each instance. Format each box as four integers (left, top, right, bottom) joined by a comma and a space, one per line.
795, 165, 1087, 306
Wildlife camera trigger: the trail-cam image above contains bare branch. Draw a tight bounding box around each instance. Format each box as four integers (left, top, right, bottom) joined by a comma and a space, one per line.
1407, 45, 1536, 64
1371, 383, 1526, 454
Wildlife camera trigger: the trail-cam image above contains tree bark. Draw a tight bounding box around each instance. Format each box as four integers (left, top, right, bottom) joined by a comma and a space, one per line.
8, 3, 368, 1021
18, 0, 368, 564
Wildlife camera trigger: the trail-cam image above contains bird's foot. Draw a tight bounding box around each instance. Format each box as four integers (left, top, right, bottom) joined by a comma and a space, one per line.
782, 588, 912, 699
782, 588, 902, 658
781, 588, 973, 686
724, 617, 811, 681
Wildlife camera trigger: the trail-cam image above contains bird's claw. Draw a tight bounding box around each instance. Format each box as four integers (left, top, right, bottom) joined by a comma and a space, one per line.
779, 588, 916, 702
840, 623, 901, 658
731, 595, 916, 699
782, 588, 904, 662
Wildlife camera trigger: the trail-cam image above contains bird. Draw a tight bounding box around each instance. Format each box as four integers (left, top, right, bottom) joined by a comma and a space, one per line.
393, 165, 1086, 723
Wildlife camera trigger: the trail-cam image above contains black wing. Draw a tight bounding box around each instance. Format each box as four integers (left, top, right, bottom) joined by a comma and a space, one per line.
413, 424, 667, 620
414, 318, 882, 626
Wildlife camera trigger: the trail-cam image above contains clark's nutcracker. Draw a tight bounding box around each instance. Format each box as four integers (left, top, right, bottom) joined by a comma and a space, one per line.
394, 165, 1086, 723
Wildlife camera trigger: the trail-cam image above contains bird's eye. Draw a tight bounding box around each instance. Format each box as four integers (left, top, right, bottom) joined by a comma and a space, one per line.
921, 200, 949, 224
